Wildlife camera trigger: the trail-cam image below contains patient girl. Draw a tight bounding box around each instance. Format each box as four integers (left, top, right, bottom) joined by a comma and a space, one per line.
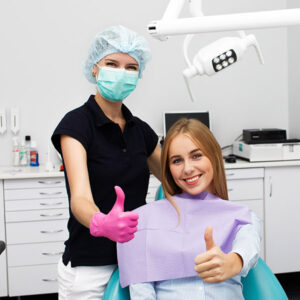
117, 118, 261, 300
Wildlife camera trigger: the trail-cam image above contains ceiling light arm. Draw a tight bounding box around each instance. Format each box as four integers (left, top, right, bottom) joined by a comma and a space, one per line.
148, 8, 300, 39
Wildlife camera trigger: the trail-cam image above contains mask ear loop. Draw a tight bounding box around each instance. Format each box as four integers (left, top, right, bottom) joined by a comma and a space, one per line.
93, 64, 101, 80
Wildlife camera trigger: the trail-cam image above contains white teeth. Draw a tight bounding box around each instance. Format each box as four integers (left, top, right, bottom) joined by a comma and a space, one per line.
186, 176, 199, 183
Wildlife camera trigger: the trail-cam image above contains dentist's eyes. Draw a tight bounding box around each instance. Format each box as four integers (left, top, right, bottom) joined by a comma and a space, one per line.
106, 62, 117, 67
126, 65, 138, 71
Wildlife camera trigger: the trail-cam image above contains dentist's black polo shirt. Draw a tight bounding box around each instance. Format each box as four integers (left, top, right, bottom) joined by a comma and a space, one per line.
52, 95, 158, 267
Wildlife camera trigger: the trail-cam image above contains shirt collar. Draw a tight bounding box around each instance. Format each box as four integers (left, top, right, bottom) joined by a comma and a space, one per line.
85, 95, 135, 127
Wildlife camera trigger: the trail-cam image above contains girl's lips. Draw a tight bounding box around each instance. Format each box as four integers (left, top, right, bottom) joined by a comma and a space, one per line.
184, 175, 201, 185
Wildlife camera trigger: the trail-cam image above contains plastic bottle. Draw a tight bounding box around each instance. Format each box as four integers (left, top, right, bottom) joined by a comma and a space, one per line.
30, 140, 39, 167
19, 140, 28, 166
25, 135, 31, 164
12, 137, 20, 166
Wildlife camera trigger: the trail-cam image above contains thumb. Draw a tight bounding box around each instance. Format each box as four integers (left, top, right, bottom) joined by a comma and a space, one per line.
204, 226, 216, 251
111, 186, 125, 213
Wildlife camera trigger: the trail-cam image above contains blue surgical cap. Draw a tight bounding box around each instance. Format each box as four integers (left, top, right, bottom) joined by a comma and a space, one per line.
83, 25, 152, 83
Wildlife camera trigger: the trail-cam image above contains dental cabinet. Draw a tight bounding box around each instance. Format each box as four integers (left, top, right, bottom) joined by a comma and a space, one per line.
225, 167, 265, 259
264, 166, 300, 274
0, 180, 8, 297
0, 162, 300, 297
0, 167, 68, 297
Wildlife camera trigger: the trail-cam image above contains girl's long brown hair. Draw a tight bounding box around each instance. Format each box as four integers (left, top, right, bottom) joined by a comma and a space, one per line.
161, 118, 228, 216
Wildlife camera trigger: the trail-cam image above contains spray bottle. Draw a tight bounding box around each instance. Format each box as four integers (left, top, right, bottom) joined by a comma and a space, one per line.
12, 137, 20, 166
25, 135, 31, 164
30, 140, 39, 167
19, 140, 28, 166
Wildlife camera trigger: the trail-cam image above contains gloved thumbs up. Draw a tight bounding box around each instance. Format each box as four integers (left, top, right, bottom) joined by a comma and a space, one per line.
111, 186, 125, 213
204, 226, 217, 251
90, 186, 139, 243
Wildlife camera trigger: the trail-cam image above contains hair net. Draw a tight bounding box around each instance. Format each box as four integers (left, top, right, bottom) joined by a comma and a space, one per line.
83, 25, 152, 83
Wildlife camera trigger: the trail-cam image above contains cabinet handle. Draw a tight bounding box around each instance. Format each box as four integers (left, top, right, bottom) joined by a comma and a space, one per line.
40, 229, 64, 234
42, 252, 64, 256
42, 278, 57, 282
269, 176, 272, 197
40, 202, 63, 206
228, 188, 234, 192
40, 213, 63, 218
39, 192, 62, 196
226, 173, 235, 176
38, 181, 62, 185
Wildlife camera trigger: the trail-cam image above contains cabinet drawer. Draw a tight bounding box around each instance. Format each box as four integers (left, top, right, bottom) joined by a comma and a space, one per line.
4, 177, 65, 189
8, 264, 58, 296
6, 219, 68, 245
5, 197, 68, 211
6, 208, 69, 222
227, 178, 263, 200
7, 242, 64, 267
5, 187, 67, 200
226, 168, 264, 180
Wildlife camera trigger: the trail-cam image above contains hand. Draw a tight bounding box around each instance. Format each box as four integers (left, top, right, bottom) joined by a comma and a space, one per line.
194, 226, 243, 283
89, 186, 139, 243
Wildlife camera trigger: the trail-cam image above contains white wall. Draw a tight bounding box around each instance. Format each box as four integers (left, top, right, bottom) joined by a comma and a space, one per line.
287, 0, 300, 138
0, 0, 293, 166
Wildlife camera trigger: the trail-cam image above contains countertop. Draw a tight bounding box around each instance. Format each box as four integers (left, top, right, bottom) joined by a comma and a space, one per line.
0, 165, 64, 180
224, 158, 300, 169
1, 159, 300, 180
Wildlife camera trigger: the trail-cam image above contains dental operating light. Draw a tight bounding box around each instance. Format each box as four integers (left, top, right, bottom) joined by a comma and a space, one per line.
148, 0, 300, 38
148, 0, 300, 102
182, 32, 264, 101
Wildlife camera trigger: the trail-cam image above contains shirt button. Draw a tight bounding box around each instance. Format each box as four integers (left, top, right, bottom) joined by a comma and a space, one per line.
122, 148, 127, 153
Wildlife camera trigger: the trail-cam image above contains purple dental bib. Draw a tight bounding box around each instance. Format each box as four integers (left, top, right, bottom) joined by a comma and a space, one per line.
117, 191, 251, 288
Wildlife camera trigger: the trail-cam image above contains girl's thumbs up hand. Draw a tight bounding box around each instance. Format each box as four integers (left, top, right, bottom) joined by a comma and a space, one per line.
194, 226, 243, 283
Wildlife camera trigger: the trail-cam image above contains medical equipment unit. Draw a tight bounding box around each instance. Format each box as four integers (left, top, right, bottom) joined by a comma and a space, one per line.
232, 129, 300, 162
147, 0, 300, 101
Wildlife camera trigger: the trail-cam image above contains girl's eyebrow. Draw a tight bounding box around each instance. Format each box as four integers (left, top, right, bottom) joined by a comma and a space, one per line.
190, 148, 201, 154
169, 149, 200, 160
169, 154, 181, 160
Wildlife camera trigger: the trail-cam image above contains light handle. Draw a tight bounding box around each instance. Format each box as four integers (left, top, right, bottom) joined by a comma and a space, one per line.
245, 34, 265, 64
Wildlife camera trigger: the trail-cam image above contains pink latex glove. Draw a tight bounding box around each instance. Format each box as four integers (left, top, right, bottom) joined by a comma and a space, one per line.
89, 186, 139, 243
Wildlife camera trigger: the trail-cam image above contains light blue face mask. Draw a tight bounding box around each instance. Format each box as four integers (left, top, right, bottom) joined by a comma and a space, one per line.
96, 66, 139, 102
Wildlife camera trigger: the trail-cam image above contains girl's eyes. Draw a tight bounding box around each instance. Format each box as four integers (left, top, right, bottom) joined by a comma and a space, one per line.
171, 158, 181, 164
170, 153, 202, 164
193, 153, 202, 159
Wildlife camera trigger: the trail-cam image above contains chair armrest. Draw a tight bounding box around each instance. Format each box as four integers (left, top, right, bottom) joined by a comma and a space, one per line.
242, 257, 288, 300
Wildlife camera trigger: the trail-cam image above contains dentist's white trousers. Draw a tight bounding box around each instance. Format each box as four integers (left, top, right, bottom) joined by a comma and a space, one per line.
57, 257, 116, 300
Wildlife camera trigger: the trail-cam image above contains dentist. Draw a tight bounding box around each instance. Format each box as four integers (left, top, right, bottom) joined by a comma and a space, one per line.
52, 25, 161, 300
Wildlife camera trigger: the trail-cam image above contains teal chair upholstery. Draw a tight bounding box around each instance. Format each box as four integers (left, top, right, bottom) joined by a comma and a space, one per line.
103, 185, 288, 300
103, 268, 129, 300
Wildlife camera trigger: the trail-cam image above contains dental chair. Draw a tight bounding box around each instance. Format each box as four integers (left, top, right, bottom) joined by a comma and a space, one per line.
103, 186, 288, 300
0, 240, 5, 255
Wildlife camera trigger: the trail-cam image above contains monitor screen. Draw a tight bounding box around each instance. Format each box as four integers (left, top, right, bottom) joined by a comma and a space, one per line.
163, 111, 210, 136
